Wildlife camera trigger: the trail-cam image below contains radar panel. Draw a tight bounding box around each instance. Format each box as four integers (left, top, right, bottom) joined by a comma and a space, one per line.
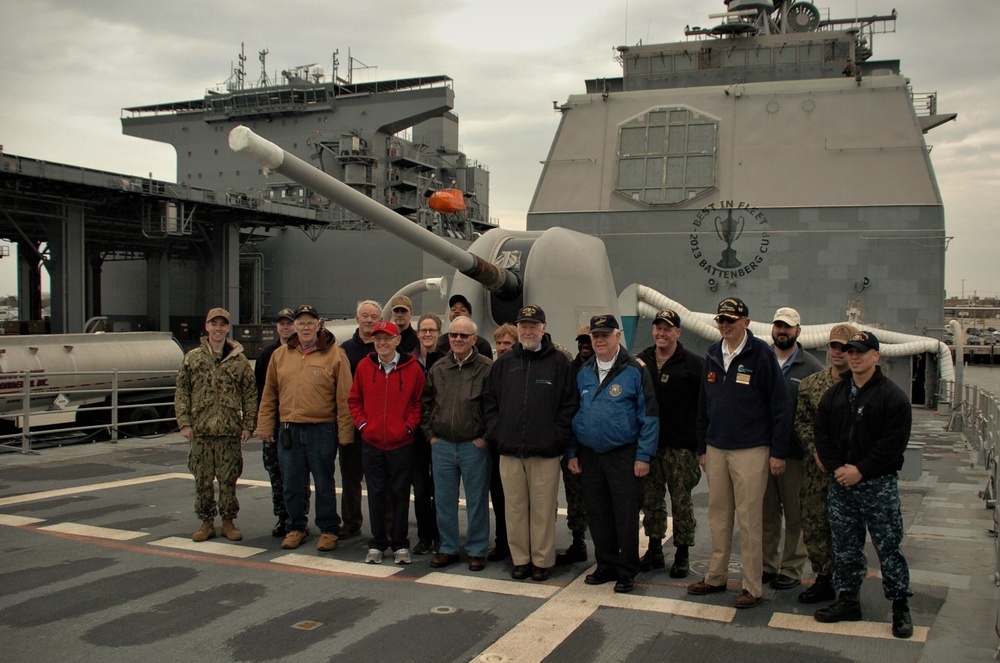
614, 107, 718, 206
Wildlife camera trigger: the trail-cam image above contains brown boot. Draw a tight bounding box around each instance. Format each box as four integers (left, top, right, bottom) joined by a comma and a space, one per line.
192, 519, 216, 542
221, 519, 243, 541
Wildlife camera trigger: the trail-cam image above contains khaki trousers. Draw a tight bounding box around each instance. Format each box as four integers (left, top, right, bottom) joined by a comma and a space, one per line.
705, 445, 769, 597
500, 455, 562, 568
762, 457, 808, 578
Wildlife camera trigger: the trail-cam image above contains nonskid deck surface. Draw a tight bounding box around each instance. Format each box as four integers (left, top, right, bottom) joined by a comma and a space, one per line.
0, 409, 994, 662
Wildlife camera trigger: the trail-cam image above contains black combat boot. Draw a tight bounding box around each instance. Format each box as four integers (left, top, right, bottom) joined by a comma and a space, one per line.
639, 537, 665, 572
891, 598, 914, 639
798, 574, 836, 603
669, 545, 690, 578
814, 591, 863, 623
555, 532, 588, 565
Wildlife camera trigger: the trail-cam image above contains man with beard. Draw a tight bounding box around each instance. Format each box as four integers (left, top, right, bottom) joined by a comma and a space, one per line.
636, 309, 704, 578
763, 307, 824, 590
793, 323, 857, 604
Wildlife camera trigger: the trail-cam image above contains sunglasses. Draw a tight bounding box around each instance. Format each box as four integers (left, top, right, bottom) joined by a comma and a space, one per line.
448, 332, 473, 339
392, 307, 410, 313
714, 315, 741, 324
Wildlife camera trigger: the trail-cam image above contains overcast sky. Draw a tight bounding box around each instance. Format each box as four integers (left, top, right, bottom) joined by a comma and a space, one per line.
1, 0, 996, 300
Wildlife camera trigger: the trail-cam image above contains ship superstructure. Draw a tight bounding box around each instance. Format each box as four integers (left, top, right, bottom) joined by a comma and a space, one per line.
529, 1, 954, 363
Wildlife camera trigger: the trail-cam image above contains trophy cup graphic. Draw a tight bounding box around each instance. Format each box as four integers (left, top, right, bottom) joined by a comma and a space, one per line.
714, 209, 744, 268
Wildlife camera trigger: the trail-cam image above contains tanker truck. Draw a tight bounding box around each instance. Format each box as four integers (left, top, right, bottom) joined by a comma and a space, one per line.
0, 331, 183, 445
229, 126, 620, 345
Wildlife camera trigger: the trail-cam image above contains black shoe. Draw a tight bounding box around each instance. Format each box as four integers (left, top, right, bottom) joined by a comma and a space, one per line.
892, 599, 914, 639
271, 520, 287, 538
762, 571, 778, 584
531, 566, 550, 582
770, 574, 801, 590
814, 592, 863, 623
511, 564, 532, 580
798, 575, 836, 604
614, 576, 635, 593
555, 538, 588, 565
413, 539, 433, 555
487, 544, 510, 562
638, 541, 665, 572
669, 546, 690, 578
339, 526, 362, 541
585, 568, 617, 585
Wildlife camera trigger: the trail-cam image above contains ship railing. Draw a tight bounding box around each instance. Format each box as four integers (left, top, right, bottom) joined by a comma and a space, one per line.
0, 370, 178, 455
941, 379, 1000, 512
910, 90, 938, 117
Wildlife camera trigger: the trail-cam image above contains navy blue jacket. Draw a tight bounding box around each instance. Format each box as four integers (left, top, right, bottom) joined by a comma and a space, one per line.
637, 342, 703, 453
697, 329, 790, 459
814, 366, 912, 480
570, 346, 659, 462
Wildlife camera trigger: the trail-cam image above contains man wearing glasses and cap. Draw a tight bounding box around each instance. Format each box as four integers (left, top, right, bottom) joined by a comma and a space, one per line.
254, 307, 311, 538
687, 298, 789, 609
636, 309, 704, 578
813, 331, 914, 639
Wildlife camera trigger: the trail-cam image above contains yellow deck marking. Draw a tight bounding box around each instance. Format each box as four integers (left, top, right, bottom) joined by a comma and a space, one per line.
0, 514, 45, 526
149, 536, 266, 558
769, 612, 929, 642
0, 472, 190, 506
39, 522, 148, 541
272, 552, 404, 578
417, 572, 560, 599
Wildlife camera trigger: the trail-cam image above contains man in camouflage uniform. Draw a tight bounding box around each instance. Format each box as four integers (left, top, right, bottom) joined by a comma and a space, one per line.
793, 323, 856, 603
636, 310, 704, 577
813, 331, 914, 639
175, 307, 257, 543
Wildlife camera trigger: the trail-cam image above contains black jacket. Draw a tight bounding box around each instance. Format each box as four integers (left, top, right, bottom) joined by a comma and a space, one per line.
483, 334, 578, 458
340, 328, 375, 374
637, 342, 703, 452
255, 339, 282, 404
814, 366, 912, 480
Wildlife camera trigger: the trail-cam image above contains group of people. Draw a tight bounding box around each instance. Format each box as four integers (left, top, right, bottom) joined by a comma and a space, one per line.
173, 294, 914, 634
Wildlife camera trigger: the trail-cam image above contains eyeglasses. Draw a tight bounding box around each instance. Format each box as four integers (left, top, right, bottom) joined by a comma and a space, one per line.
714, 315, 741, 324
392, 307, 410, 314
373, 335, 398, 343
448, 332, 473, 339
295, 321, 319, 329
418, 328, 439, 334
828, 342, 846, 351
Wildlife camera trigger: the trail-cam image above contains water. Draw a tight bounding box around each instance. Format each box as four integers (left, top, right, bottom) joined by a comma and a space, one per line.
960, 365, 1000, 396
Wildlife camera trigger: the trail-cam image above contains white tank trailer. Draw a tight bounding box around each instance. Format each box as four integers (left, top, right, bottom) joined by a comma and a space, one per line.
229, 126, 620, 346
0, 332, 183, 436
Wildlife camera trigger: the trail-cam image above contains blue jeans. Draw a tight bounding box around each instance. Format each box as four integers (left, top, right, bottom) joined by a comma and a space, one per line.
278, 422, 341, 535
432, 438, 490, 557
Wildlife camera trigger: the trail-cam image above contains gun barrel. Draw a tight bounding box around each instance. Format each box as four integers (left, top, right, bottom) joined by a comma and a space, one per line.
229, 126, 519, 298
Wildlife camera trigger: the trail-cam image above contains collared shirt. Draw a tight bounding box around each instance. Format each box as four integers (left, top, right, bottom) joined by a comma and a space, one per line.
379, 351, 400, 374
722, 329, 748, 372
777, 345, 801, 375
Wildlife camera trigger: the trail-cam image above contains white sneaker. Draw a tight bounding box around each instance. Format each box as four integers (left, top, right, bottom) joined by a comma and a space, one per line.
365, 548, 383, 564
394, 548, 412, 565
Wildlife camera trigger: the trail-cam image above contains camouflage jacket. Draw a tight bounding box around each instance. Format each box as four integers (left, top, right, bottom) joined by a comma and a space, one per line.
793, 367, 837, 458
175, 337, 258, 437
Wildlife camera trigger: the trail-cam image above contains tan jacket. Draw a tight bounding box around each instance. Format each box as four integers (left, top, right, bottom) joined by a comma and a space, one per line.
255, 329, 354, 444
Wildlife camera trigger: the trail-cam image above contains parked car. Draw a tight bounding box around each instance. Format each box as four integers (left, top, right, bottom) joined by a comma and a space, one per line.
967, 336, 983, 346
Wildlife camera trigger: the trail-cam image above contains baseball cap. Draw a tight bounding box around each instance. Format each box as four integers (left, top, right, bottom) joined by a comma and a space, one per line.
653, 309, 681, 328
275, 308, 295, 322
575, 324, 591, 342
515, 305, 546, 324
772, 307, 801, 326
715, 297, 749, 321
589, 314, 620, 334
828, 324, 858, 344
206, 307, 230, 323
449, 294, 473, 314
293, 304, 319, 319
846, 330, 879, 352
389, 294, 413, 311
372, 320, 400, 336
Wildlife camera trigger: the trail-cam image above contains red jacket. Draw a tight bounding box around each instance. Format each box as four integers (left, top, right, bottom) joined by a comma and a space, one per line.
348, 351, 425, 451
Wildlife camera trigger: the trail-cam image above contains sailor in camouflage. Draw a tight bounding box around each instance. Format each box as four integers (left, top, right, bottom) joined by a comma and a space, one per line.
175, 307, 258, 543
793, 323, 856, 603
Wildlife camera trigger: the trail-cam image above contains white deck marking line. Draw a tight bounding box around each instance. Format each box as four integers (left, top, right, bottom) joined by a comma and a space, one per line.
237, 479, 272, 488
475, 567, 736, 663
0, 514, 45, 526
769, 612, 929, 642
417, 572, 560, 599
909, 568, 972, 590
0, 472, 191, 506
149, 536, 267, 558
272, 552, 404, 578
38, 522, 148, 541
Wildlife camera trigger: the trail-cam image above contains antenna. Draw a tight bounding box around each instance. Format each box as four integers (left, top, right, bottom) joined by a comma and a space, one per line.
258, 48, 271, 87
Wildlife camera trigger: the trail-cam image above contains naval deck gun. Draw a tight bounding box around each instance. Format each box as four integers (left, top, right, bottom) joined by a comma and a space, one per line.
229, 126, 619, 344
